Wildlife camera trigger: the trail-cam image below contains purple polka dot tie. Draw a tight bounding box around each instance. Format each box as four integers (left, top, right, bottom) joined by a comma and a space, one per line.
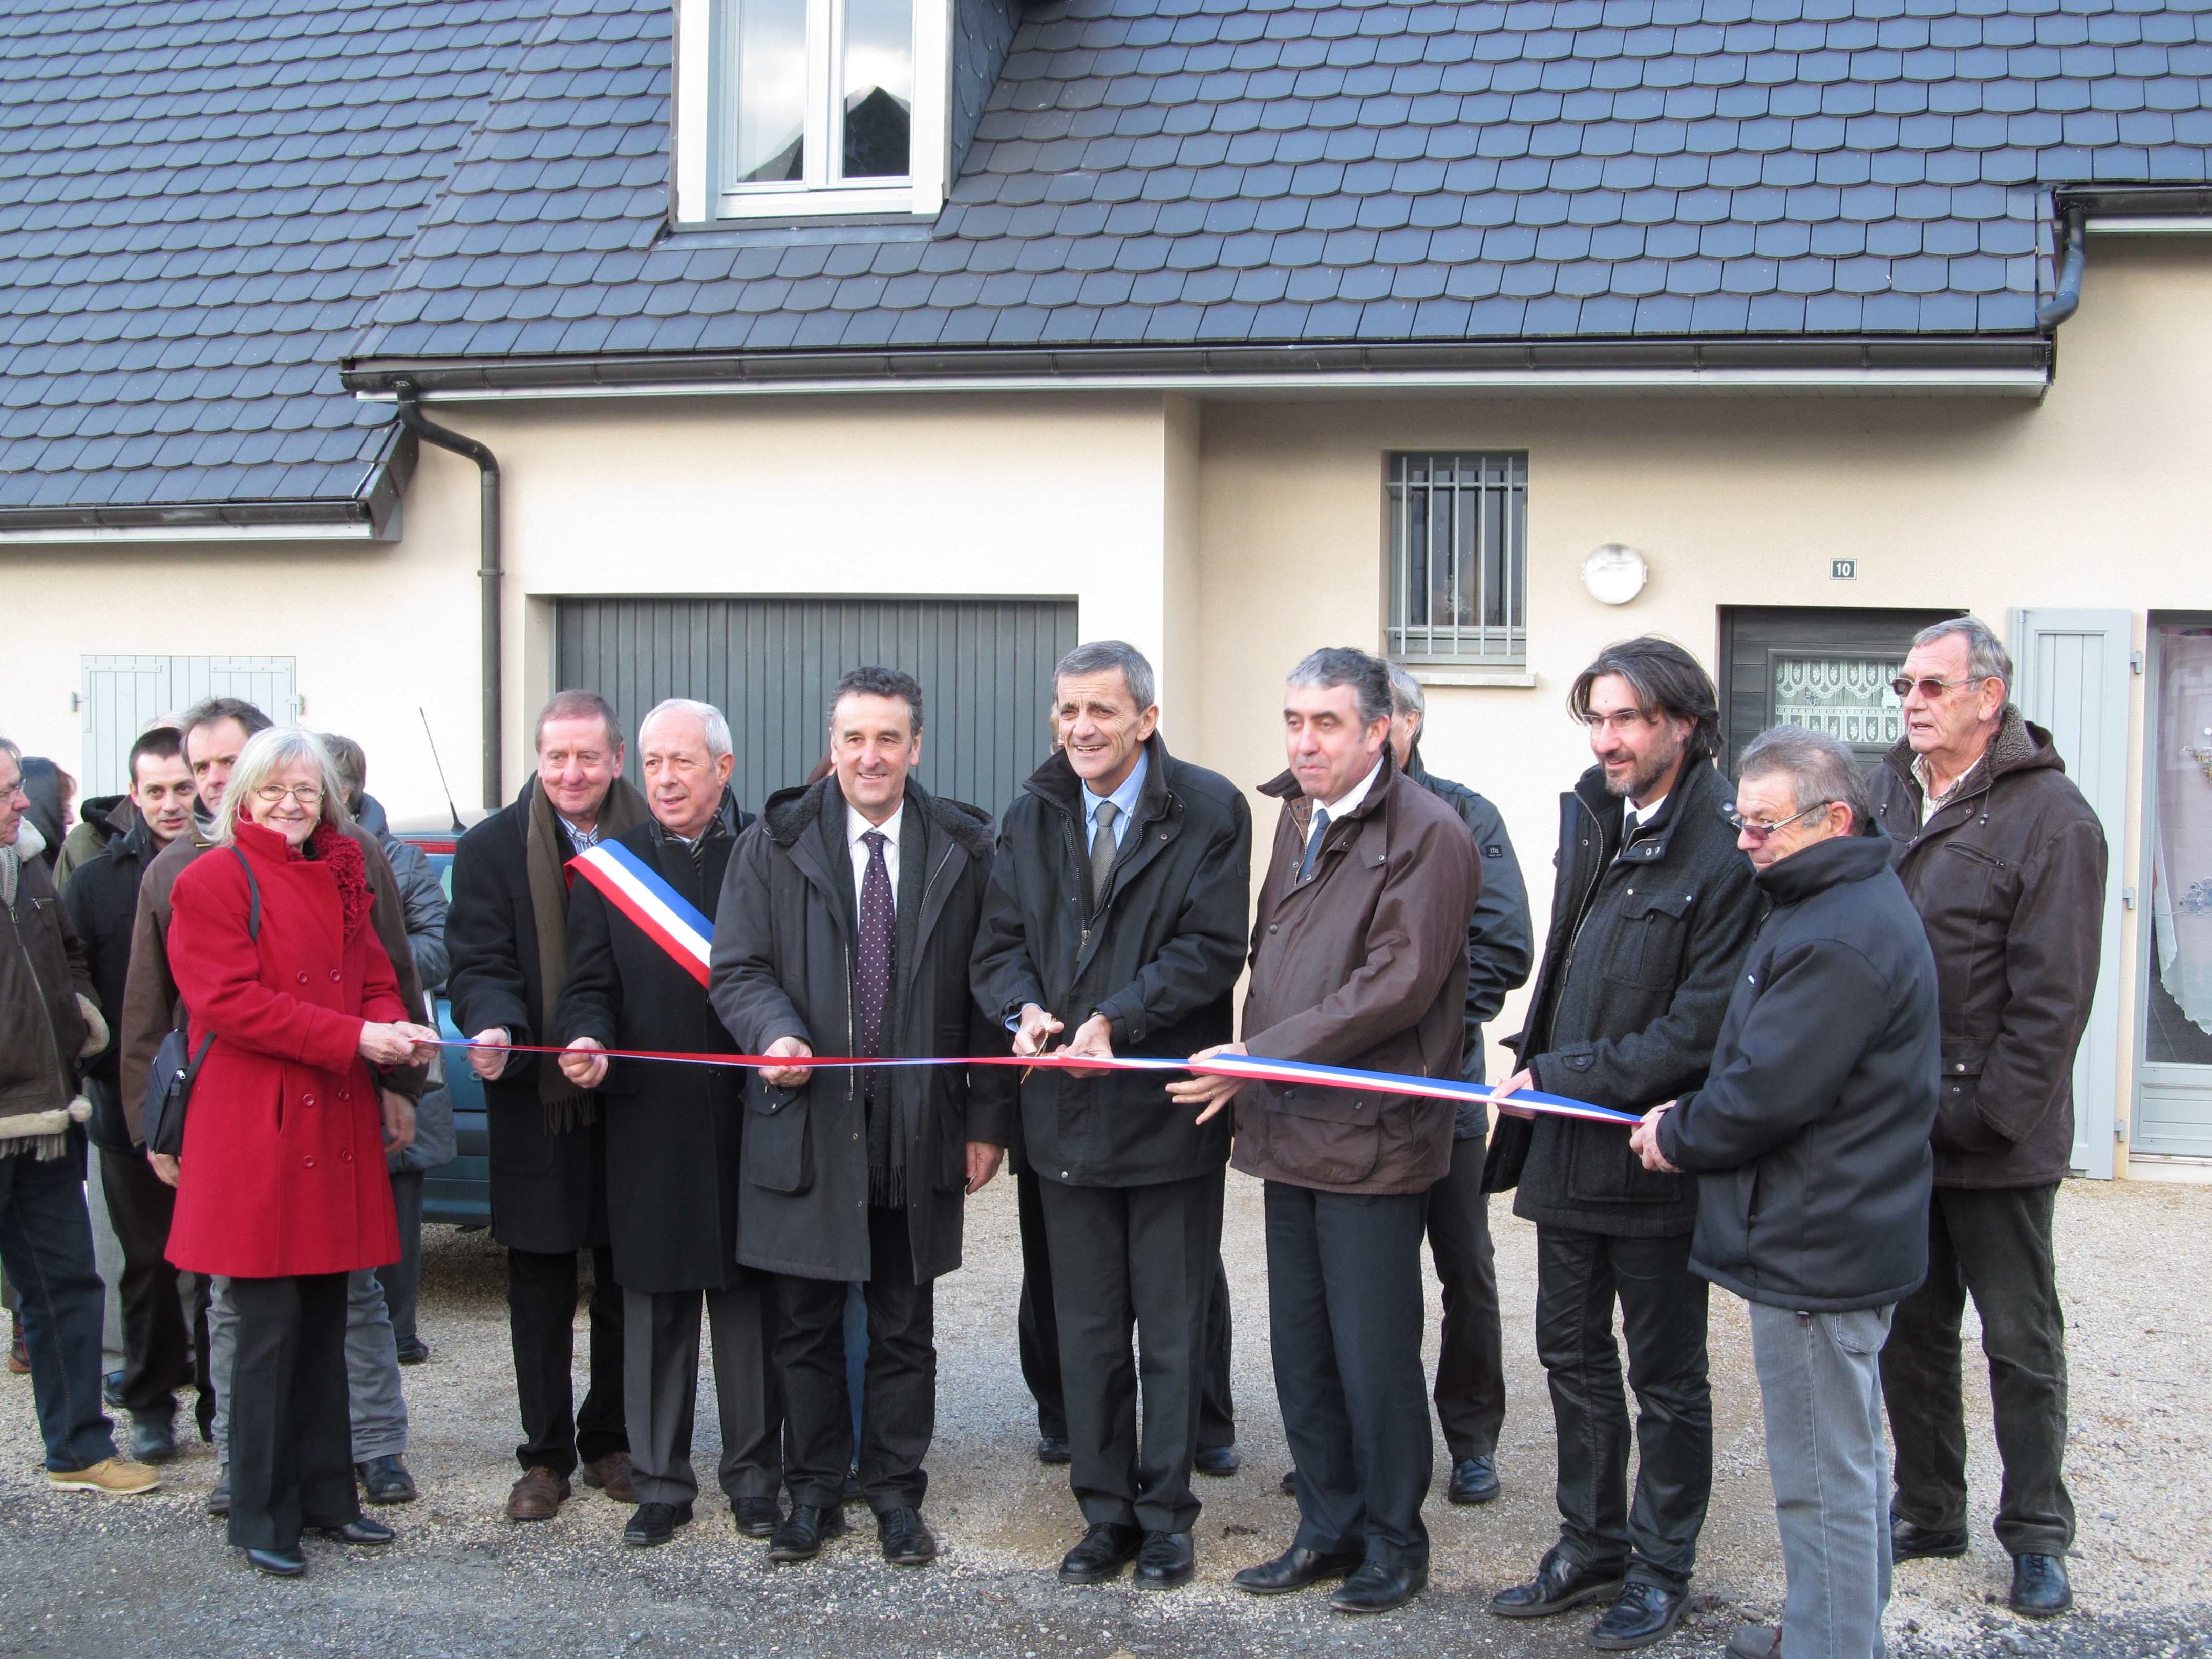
857, 830, 895, 1100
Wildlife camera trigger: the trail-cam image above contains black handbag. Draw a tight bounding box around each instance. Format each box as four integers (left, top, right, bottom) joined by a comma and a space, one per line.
142, 846, 258, 1158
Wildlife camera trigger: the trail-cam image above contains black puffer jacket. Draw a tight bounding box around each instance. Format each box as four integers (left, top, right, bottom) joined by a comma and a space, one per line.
970, 734, 1251, 1188
1406, 745, 1533, 1122
1490, 756, 1763, 1238
1867, 707, 2108, 1189
1657, 830, 1940, 1312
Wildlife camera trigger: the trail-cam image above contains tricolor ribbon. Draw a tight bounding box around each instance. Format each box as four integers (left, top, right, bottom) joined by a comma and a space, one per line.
443, 1039, 1642, 1126
569, 841, 714, 986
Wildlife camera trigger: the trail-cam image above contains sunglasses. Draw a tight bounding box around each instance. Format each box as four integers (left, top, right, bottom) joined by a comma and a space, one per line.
1890, 674, 1987, 700
1721, 800, 1834, 842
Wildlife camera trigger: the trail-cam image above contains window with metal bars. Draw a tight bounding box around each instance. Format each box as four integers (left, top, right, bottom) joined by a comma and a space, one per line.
1386, 452, 1527, 665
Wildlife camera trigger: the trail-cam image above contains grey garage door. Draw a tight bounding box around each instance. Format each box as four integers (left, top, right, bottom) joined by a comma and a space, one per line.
553, 597, 1079, 820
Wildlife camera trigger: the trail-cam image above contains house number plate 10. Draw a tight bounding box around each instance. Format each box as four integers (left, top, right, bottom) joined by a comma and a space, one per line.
1831, 559, 1857, 579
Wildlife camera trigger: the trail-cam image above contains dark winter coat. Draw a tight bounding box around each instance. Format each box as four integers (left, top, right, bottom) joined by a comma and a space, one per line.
708, 776, 1017, 1285
1, 848, 92, 1124
557, 794, 755, 1295
444, 779, 633, 1254
1867, 707, 2108, 1189
970, 734, 1251, 1188
1657, 830, 1940, 1312
1492, 757, 1763, 1238
356, 795, 451, 994
1406, 744, 1534, 1124
53, 795, 128, 891
1231, 751, 1478, 1196
60, 809, 162, 1151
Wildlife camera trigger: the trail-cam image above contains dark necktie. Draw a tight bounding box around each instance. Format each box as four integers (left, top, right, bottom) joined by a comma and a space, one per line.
857, 830, 895, 1097
1089, 801, 1119, 909
1298, 805, 1331, 881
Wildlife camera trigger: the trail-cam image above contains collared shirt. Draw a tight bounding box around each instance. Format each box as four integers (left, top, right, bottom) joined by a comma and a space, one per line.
1624, 791, 1670, 841
1082, 748, 1148, 852
561, 817, 601, 854
846, 797, 905, 914
1911, 752, 1974, 813
1319, 756, 1384, 820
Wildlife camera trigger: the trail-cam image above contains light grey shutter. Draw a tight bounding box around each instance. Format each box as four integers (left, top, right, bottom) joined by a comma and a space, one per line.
78, 656, 298, 795
2009, 608, 2131, 1179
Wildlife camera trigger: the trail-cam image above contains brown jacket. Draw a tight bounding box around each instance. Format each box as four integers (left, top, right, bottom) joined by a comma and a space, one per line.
2, 850, 94, 1120
1231, 752, 1478, 1194
119, 814, 427, 1144
1867, 706, 2107, 1189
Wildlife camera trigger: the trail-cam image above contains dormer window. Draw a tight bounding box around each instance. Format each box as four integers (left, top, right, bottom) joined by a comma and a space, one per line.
673, 0, 949, 223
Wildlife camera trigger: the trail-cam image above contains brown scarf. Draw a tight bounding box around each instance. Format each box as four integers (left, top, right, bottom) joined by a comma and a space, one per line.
525, 774, 647, 1132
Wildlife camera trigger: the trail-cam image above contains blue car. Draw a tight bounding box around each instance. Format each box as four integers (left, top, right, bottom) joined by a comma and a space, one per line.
394, 832, 491, 1228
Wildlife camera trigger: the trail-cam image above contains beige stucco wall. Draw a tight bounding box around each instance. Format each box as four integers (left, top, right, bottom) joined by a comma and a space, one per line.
3, 237, 2204, 1171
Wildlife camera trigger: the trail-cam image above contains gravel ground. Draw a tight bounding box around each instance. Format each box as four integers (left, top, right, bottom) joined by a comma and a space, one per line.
0, 1173, 2204, 1658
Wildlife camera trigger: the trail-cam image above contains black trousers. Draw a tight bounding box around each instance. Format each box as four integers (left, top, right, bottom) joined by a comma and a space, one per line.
1881, 1182, 2073, 1557
1017, 1168, 1236, 1448
1039, 1169, 1224, 1535
1265, 1182, 1432, 1570
1534, 1225, 1712, 1587
623, 1279, 783, 1507
98, 1145, 206, 1432
1427, 1136, 1505, 1462
226, 1272, 356, 1551
774, 1204, 933, 1514
507, 1245, 627, 1476
376, 1169, 424, 1352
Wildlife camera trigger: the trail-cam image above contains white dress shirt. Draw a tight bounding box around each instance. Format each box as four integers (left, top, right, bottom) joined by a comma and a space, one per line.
1320, 756, 1384, 819
846, 798, 905, 911
1625, 792, 1668, 838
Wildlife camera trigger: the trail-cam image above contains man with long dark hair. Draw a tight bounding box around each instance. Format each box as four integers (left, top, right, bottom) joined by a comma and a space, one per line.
1485, 638, 1762, 1651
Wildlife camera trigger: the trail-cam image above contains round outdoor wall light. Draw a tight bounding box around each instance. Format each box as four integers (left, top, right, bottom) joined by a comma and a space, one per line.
1582, 543, 1649, 605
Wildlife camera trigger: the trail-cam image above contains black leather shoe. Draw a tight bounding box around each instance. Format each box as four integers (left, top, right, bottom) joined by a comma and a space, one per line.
733, 1496, 781, 1539
624, 1501, 693, 1546
768, 1503, 848, 1563
102, 1370, 126, 1411
1447, 1454, 1499, 1505
1059, 1521, 1142, 1584
1278, 1467, 1297, 1495
206, 1466, 231, 1517
877, 1506, 938, 1566
129, 1417, 178, 1465
1037, 1435, 1072, 1465
2009, 1552, 2073, 1617
1232, 1545, 1365, 1595
1194, 1444, 1241, 1477
1133, 1530, 1195, 1589
1593, 1580, 1692, 1651
1891, 1519, 1969, 1561
1487, 1550, 1627, 1618
1329, 1560, 1426, 1613
317, 1518, 395, 1545
245, 1546, 306, 1578
395, 1337, 430, 1366
355, 1455, 417, 1505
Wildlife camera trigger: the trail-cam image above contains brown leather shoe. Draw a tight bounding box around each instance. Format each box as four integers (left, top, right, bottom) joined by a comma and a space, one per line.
506, 1466, 570, 1521
580, 1451, 640, 1504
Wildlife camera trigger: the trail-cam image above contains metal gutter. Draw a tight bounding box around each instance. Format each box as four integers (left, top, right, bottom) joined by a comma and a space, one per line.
2037, 205, 2088, 329
344, 337, 2051, 402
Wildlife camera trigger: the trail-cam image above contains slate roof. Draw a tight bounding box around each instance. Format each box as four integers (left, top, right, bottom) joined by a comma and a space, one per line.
0, 0, 545, 520
351, 0, 2212, 370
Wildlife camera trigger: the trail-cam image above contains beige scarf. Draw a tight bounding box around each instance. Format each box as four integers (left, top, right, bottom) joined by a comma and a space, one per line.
524, 774, 647, 1133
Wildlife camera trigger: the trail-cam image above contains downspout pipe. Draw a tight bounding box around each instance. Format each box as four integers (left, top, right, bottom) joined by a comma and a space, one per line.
394, 384, 503, 808
2036, 203, 2087, 330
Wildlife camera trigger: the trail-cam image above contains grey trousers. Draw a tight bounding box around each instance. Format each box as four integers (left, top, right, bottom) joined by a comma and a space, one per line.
623, 1281, 782, 1508
1751, 1301, 1895, 1659
209, 1268, 408, 1462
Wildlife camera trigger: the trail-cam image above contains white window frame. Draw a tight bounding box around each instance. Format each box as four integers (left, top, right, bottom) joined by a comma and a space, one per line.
672, 0, 951, 225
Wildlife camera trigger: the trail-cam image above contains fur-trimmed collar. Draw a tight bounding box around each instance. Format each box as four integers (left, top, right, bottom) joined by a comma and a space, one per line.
759, 773, 992, 857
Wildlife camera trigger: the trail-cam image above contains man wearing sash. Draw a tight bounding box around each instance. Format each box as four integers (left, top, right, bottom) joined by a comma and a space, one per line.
709, 666, 1014, 1569
447, 690, 647, 1521
556, 699, 780, 1549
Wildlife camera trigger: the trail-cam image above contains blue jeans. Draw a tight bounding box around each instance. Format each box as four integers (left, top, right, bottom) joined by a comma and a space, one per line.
0, 1144, 118, 1472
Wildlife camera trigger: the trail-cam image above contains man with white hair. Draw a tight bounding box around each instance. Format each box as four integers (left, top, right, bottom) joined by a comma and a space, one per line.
556, 700, 779, 1549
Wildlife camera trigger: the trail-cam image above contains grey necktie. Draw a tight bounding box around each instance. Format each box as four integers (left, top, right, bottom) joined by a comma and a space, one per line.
1089, 801, 1119, 908
1299, 806, 1330, 881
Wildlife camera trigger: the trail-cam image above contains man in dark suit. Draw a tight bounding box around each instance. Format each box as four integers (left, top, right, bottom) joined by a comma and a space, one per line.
446, 689, 647, 1521
1171, 647, 1476, 1617
972, 641, 1252, 1590
710, 666, 1014, 1570
556, 699, 781, 1550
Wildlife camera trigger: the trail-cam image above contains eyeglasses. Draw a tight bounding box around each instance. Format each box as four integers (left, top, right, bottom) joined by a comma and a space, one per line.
1721, 800, 1834, 842
1581, 710, 1660, 735
1890, 674, 1987, 701
253, 784, 325, 806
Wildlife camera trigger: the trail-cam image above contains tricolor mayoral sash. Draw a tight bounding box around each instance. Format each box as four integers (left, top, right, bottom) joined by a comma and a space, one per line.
569, 841, 713, 986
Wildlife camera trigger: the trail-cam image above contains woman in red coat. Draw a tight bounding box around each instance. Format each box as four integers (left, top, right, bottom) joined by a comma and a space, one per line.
164, 727, 436, 1577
